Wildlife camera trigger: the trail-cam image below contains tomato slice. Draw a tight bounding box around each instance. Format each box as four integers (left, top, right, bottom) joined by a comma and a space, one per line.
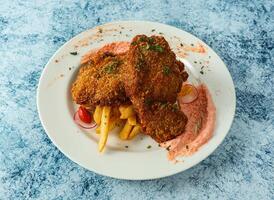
78, 106, 92, 123
178, 84, 198, 104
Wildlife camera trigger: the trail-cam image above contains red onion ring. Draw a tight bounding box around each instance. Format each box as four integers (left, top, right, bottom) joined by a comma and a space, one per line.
73, 111, 97, 129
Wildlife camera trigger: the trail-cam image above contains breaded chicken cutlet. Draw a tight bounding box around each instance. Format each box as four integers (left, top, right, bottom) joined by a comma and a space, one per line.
137, 102, 188, 143
125, 35, 188, 102
71, 35, 189, 143
71, 51, 130, 108
124, 35, 188, 142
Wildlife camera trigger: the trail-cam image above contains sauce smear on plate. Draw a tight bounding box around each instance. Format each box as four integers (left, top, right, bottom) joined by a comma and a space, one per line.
162, 84, 216, 160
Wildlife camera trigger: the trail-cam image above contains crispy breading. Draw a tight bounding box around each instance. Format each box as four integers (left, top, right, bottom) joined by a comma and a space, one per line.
124, 35, 188, 142
138, 102, 187, 143
71, 35, 189, 143
71, 51, 129, 108
125, 35, 188, 103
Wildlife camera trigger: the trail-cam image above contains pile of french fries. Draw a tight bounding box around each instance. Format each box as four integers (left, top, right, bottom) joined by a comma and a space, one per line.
93, 105, 141, 152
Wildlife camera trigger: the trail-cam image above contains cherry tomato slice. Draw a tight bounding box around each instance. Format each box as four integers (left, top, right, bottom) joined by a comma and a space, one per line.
178, 84, 198, 104
78, 106, 92, 123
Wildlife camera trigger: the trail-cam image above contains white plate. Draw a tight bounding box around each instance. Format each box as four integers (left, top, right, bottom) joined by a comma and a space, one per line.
37, 21, 236, 180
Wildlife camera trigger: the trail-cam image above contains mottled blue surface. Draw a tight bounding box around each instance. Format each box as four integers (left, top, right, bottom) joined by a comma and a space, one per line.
0, 1, 273, 199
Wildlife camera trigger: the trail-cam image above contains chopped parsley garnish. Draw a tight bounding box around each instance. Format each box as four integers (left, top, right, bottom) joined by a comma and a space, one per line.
144, 43, 150, 50
139, 36, 147, 42
200, 71, 204, 75
151, 29, 156, 32
147, 145, 152, 149
140, 43, 150, 52
171, 104, 179, 112
104, 61, 120, 74
160, 102, 168, 109
144, 98, 153, 106
163, 66, 171, 75
148, 37, 155, 43
159, 32, 163, 35
70, 52, 78, 55
149, 45, 164, 52
131, 41, 137, 46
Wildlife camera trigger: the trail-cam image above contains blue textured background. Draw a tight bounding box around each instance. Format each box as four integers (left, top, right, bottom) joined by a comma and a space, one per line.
1, 1, 273, 199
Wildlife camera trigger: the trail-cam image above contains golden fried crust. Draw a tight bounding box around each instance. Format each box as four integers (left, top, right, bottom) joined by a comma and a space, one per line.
125, 35, 188, 103
138, 102, 187, 143
71, 52, 129, 108
124, 35, 189, 142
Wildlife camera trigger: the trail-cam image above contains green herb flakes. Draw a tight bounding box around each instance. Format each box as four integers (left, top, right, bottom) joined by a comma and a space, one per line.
104, 61, 119, 74
163, 66, 171, 75
149, 45, 164, 52
70, 52, 78, 55
160, 102, 168, 109
148, 37, 155, 43
139, 36, 147, 42
144, 98, 153, 106
171, 104, 179, 112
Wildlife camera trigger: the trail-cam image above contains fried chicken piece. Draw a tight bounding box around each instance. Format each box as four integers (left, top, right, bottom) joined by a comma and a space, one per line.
71, 51, 129, 108
137, 102, 188, 143
125, 35, 188, 103
124, 35, 188, 142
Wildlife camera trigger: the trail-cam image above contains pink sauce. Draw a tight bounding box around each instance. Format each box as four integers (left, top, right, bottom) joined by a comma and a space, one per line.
161, 84, 216, 160
183, 43, 206, 53
81, 42, 130, 64
80, 42, 216, 160
98, 41, 130, 55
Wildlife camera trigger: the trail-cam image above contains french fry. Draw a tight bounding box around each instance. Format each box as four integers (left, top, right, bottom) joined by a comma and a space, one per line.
119, 105, 135, 119
98, 106, 111, 152
96, 118, 122, 134
119, 119, 133, 140
96, 126, 101, 134
94, 106, 103, 125
128, 124, 141, 139
110, 118, 123, 130
128, 115, 137, 125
